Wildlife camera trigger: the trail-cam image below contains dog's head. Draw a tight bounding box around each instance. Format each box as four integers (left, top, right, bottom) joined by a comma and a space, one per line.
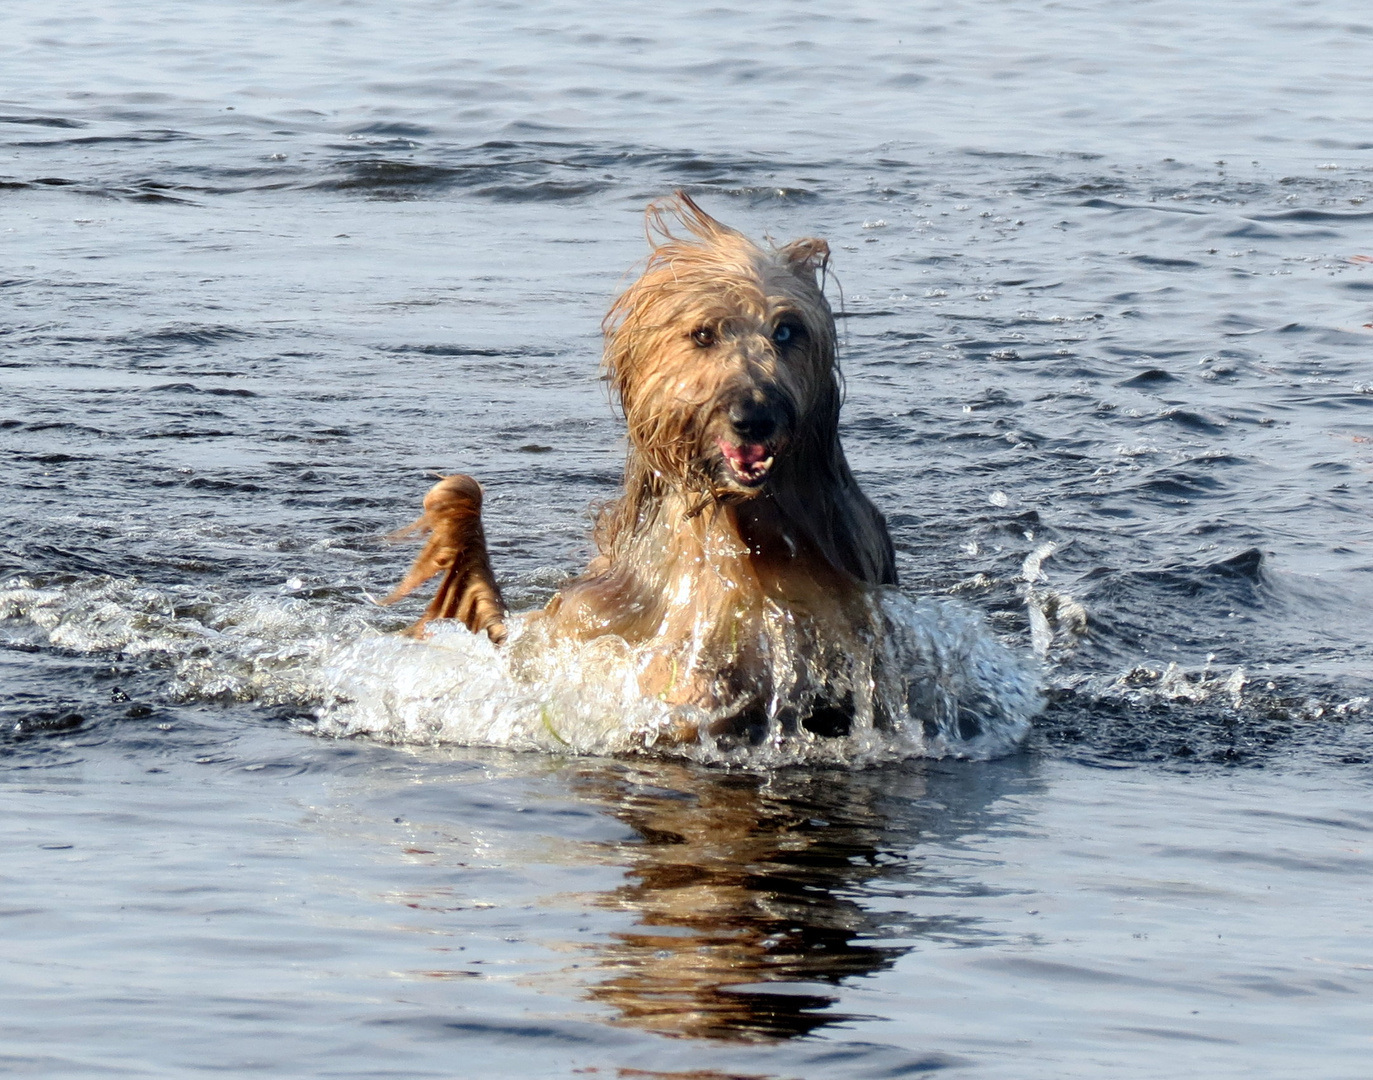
604, 193, 840, 499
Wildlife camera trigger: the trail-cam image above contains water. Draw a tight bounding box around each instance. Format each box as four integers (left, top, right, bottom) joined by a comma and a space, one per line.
3, 0, 1373, 1075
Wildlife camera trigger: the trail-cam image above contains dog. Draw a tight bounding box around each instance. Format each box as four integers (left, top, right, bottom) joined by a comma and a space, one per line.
383, 193, 900, 744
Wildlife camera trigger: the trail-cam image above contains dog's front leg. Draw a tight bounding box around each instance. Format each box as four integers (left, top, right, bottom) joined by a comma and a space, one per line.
382, 474, 507, 644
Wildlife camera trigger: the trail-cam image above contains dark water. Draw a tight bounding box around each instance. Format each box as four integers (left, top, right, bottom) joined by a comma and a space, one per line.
4, 1, 1373, 1076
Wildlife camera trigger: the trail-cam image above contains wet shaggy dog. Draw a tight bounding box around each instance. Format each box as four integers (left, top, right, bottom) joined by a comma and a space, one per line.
384, 193, 898, 743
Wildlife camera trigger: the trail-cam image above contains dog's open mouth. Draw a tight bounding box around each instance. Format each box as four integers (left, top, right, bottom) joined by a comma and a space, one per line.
718, 439, 775, 487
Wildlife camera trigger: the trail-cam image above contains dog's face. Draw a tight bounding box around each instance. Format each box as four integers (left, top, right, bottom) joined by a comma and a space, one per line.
604, 195, 839, 499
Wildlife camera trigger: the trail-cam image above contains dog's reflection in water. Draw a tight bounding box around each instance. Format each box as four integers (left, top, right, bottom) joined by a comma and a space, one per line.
561, 763, 922, 1041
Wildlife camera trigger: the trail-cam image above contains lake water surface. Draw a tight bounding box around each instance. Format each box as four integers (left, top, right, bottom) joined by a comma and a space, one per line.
3, 2, 1373, 1077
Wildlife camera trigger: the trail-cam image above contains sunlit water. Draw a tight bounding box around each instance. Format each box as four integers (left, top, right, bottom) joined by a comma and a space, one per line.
3, 1, 1373, 1077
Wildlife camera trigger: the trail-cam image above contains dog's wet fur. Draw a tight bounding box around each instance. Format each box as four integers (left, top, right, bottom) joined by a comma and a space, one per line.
385, 193, 897, 743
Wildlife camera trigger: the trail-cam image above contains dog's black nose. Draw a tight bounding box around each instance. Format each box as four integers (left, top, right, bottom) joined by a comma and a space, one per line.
727, 395, 780, 443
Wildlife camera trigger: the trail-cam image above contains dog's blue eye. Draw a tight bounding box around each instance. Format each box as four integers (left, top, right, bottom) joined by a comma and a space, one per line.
773, 323, 796, 345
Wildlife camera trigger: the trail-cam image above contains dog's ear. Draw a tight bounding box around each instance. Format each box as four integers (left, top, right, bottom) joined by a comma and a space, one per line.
780, 237, 830, 278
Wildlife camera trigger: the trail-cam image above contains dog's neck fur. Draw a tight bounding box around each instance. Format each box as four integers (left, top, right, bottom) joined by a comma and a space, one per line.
546, 431, 895, 647
527, 440, 894, 720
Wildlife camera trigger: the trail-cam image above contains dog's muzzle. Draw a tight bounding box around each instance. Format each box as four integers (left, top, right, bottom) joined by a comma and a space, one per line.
716, 390, 790, 489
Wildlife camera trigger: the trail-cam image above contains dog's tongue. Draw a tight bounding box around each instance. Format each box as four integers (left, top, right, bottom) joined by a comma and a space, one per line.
720, 441, 769, 467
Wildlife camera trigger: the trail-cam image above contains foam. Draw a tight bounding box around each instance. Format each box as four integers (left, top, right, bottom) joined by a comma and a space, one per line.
2, 575, 1041, 764
310, 589, 1041, 764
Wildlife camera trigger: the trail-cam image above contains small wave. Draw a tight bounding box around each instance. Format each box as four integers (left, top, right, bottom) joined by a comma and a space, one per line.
318, 158, 475, 193
345, 121, 435, 139
1078, 196, 1209, 216
10, 130, 193, 147
474, 179, 613, 202
1252, 208, 1373, 223
0, 115, 87, 129
382, 343, 557, 359
1129, 254, 1203, 270
148, 382, 257, 397
318, 160, 611, 203
123, 324, 252, 349
306, 141, 815, 203
1042, 663, 1372, 766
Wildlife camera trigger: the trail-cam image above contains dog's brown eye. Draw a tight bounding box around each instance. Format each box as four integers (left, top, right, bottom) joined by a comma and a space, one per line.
691, 326, 716, 348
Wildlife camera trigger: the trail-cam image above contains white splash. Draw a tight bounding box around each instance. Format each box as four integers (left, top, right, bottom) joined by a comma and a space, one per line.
315, 590, 1041, 765
2, 575, 1041, 765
